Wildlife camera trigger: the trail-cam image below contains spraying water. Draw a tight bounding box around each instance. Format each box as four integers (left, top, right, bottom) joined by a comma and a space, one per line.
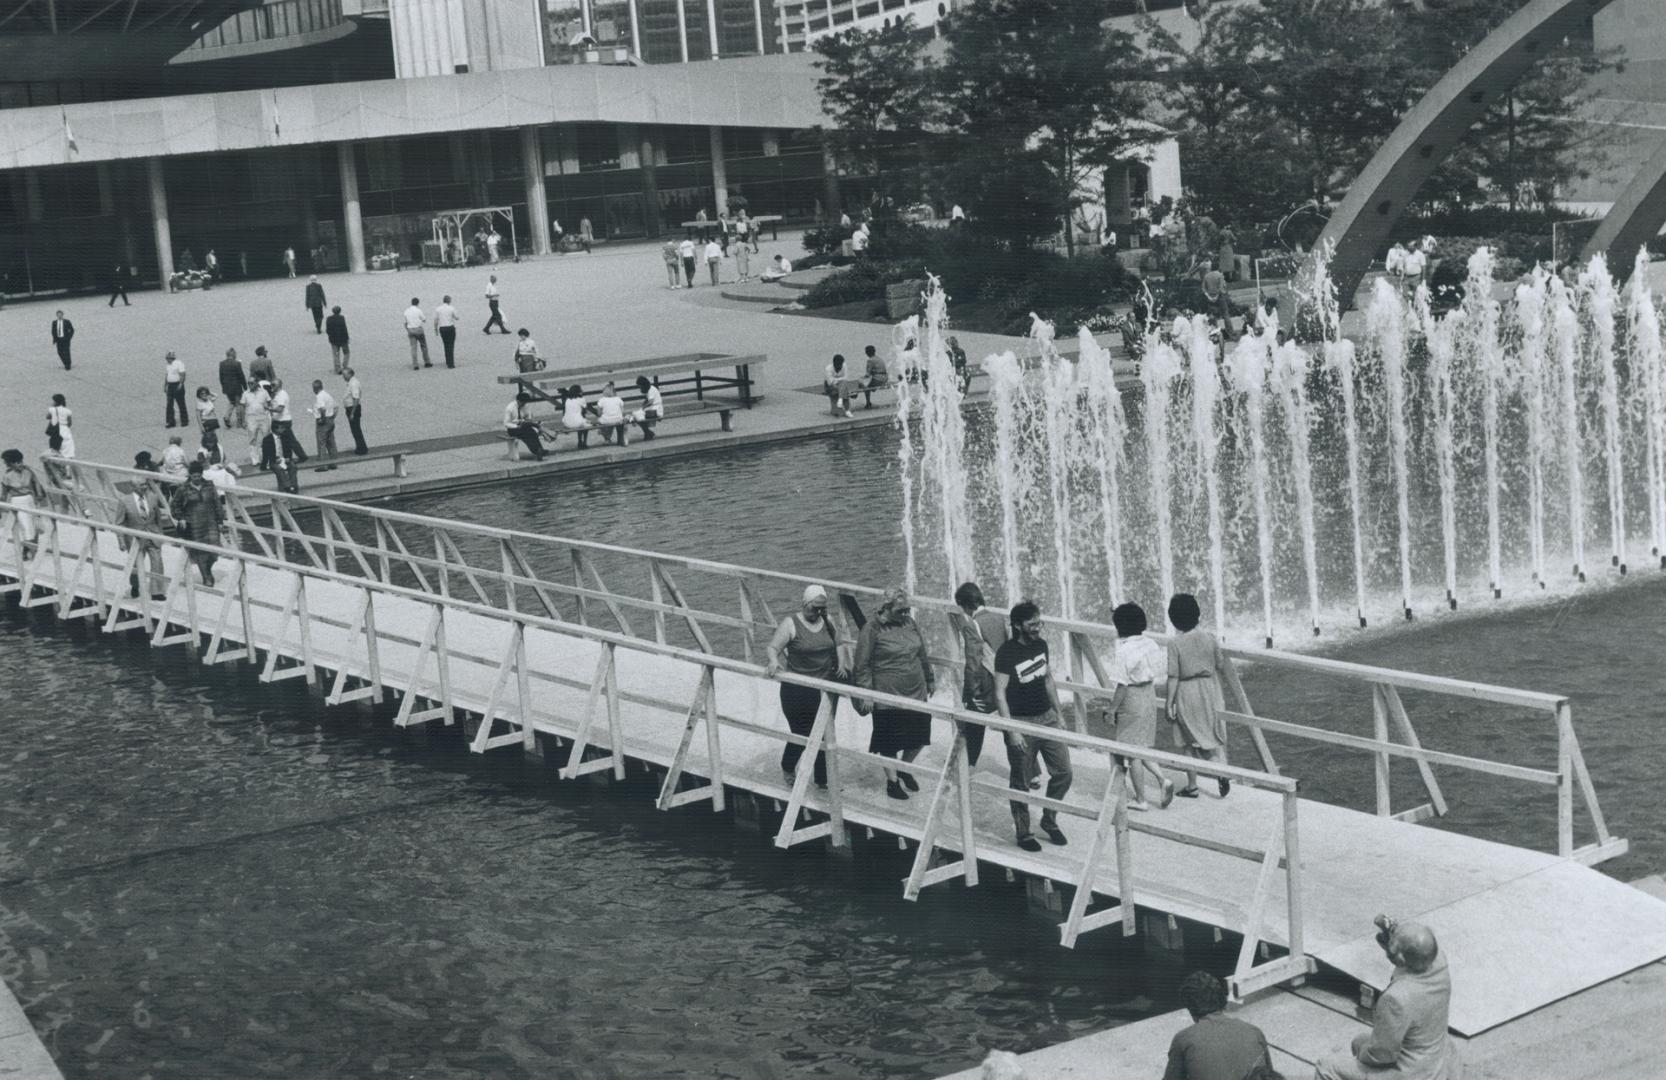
1270, 335, 1322, 634
1417, 285, 1461, 608
1183, 315, 1228, 633
1513, 268, 1551, 588
1142, 332, 1182, 616
1079, 328, 1128, 605
1459, 248, 1505, 597
1550, 276, 1587, 581
916, 277, 975, 586
983, 350, 1025, 604
1583, 257, 1627, 575
893, 315, 921, 595
1226, 327, 1277, 646
1629, 249, 1666, 566
1367, 277, 1415, 619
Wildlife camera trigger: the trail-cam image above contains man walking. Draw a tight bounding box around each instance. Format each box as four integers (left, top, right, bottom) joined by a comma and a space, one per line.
163, 351, 189, 428
952, 582, 1010, 769
218, 348, 248, 429
994, 600, 1072, 852
267, 378, 309, 464
108, 263, 131, 306
403, 297, 432, 369
51, 310, 74, 370
305, 275, 327, 332
483, 275, 508, 334
434, 295, 459, 367
283, 246, 297, 278
248, 345, 276, 386
325, 305, 350, 373
115, 480, 169, 599
310, 379, 339, 469
342, 367, 367, 455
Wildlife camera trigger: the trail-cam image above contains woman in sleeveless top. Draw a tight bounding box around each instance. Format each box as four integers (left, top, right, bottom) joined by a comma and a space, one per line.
46, 394, 75, 459
765, 584, 850, 787
1, 448, 46, 553
1163, 592, 1231, 799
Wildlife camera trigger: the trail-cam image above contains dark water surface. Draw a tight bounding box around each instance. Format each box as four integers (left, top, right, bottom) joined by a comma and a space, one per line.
2, 426, 1662, 1078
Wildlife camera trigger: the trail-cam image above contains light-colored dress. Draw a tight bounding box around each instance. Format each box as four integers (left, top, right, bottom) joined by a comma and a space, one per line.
47, 405, 75, 458
1105, 633, 1163, 747
1167, 628, 1227, 751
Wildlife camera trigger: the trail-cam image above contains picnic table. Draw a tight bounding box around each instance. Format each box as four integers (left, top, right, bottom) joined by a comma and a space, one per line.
496, 351, 766, 410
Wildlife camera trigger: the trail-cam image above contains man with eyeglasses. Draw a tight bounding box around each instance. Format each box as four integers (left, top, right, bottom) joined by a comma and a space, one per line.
994, 600, 1072, 852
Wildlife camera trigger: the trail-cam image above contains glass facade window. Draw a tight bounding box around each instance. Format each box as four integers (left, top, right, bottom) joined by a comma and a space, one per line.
638, 0, 685, 63
590, 0, 635, 49
684, 0, 712, 61
660, 125, 711, 165
543, 0, 587, 62
718, 0, 760, 55
574, 124, 622, 172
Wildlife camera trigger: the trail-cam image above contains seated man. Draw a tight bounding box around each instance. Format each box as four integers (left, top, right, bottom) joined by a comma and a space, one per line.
1315, 918, 1457, 1080
503, 392, 549, 462
760, 254, 793, 282
860, 344, 890, 409
1164, 971, 1271, 1080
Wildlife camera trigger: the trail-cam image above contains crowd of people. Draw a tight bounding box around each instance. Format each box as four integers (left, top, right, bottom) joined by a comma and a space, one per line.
660, 208, 774, 288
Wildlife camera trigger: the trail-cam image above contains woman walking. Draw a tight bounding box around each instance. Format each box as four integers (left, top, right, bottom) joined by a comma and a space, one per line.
854, 587, 936, 800
46, 394, 76, 459
764, 585, 851, 787
1, 449, 47, 557
1163, 592, 1231, 799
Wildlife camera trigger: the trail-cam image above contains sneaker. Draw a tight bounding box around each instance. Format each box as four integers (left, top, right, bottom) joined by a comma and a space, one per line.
886, 779, 908, 801
1176, 786, 1201, 799
1017, 835, 1042, 853
1041, 822, 1068, 846
1126, 800, 1152, 813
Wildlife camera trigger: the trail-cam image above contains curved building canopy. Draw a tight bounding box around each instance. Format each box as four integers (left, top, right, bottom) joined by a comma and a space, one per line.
0, 0, 258, 81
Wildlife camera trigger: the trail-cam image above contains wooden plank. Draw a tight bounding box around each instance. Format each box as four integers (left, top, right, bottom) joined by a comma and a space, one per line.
902, 731, 968, 896
1372, 684, 1392, 817
1060, 762, 1127, 946
1381, 684, 1448, 817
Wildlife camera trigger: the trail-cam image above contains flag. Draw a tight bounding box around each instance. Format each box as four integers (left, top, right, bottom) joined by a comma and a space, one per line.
62, 108, 78, 156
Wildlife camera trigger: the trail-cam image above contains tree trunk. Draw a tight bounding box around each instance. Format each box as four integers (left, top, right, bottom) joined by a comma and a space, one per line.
1063, 144, 1077, 259
1505, 95, 1518, 213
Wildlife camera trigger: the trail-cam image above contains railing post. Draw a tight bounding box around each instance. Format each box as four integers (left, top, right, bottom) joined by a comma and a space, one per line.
1283, 789, 1305, 965
1557, 701, 1574, 857
1371, 683, 1392, 817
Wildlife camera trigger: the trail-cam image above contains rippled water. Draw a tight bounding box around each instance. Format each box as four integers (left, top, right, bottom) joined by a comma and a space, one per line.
3, 425, 1662, 1078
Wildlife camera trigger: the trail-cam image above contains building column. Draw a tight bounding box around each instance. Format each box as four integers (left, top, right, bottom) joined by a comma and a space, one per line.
338, 142, 367, 274
705, 0, 719, 57
709, 126, 728, 217
146, 159, 174, 286
23, 171, 45, 222
96, 163, 116, 216
675, 0, 689, 61
522, 126, 552, 256
640, 127, 662, 237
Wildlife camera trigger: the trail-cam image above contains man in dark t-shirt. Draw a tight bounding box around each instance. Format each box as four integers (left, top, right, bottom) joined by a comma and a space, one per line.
993, 600, 1073, 852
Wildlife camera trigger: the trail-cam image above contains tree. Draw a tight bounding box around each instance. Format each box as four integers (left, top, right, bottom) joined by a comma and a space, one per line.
812, 19, 942, 214
940, 0, 1159, 254
1406, 0, 1621, 213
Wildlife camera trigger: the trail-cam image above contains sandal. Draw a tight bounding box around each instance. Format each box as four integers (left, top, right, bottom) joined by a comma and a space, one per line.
1176, 786, 1201, 799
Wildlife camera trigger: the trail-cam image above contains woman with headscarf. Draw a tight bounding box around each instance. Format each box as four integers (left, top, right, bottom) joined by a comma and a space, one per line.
853, 587, 936, 800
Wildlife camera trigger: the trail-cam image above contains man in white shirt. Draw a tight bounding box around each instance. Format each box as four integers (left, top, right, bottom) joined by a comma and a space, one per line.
164, 352, 188, 428
310, 379, 339, 467
341, 367, 367, 454
851, 225, 869, 256
761, 254, 792, 282
1401, 242, 1428, 295
486, 229, 502, 263
203, 458, 238, 492
483, 275, 508, 334
704, 239, 723, 286
434, 295, 460, 368
267, 379, 309, 464
677, 238, 698, 288
403, 297, 431, 370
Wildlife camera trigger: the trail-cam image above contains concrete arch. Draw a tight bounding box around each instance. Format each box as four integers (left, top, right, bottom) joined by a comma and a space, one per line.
1312, 0, 1614, 306
1580, 136, 1666, 273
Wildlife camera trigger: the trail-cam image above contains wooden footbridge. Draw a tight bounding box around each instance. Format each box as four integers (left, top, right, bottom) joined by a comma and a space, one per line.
5, 458, 1664, 1035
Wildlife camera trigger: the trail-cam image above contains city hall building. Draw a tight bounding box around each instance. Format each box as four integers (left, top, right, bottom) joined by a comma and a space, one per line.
0, 0, 1187, 295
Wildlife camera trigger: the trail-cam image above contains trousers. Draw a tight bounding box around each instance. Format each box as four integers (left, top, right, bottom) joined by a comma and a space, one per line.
780, 683, 829, 785
1009, 708, 1073, 839
345, 404, 367, 453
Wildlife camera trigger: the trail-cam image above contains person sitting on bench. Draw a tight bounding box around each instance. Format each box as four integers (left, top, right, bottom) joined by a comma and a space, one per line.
504, 392, 549, 461
861, 344, 890, 409
594, 381, 629, 446
558, 385, 594, 448
633, 376, 664, 440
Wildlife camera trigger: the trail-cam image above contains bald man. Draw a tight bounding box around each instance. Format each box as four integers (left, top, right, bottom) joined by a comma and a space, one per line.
1314, 918, 1458, 1080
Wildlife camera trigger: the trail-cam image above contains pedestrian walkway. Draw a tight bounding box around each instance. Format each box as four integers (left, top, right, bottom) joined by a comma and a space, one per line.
4, 459, 1658, 1047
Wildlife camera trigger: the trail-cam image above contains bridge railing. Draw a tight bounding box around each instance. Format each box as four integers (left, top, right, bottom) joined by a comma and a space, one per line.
2, 485, 1313, 1000
34, 457, 1624, 867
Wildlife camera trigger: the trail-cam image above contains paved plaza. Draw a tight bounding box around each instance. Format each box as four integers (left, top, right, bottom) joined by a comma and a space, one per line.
1, 234, 1031, 494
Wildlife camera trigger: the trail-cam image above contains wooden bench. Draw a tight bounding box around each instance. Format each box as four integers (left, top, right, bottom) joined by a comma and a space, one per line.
305, 430, 506, 478
496, 351, 767, 410
502, 399, 738, 460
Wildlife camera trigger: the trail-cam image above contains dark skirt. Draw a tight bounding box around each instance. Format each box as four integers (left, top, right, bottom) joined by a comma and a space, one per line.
869, 706, 931, 757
